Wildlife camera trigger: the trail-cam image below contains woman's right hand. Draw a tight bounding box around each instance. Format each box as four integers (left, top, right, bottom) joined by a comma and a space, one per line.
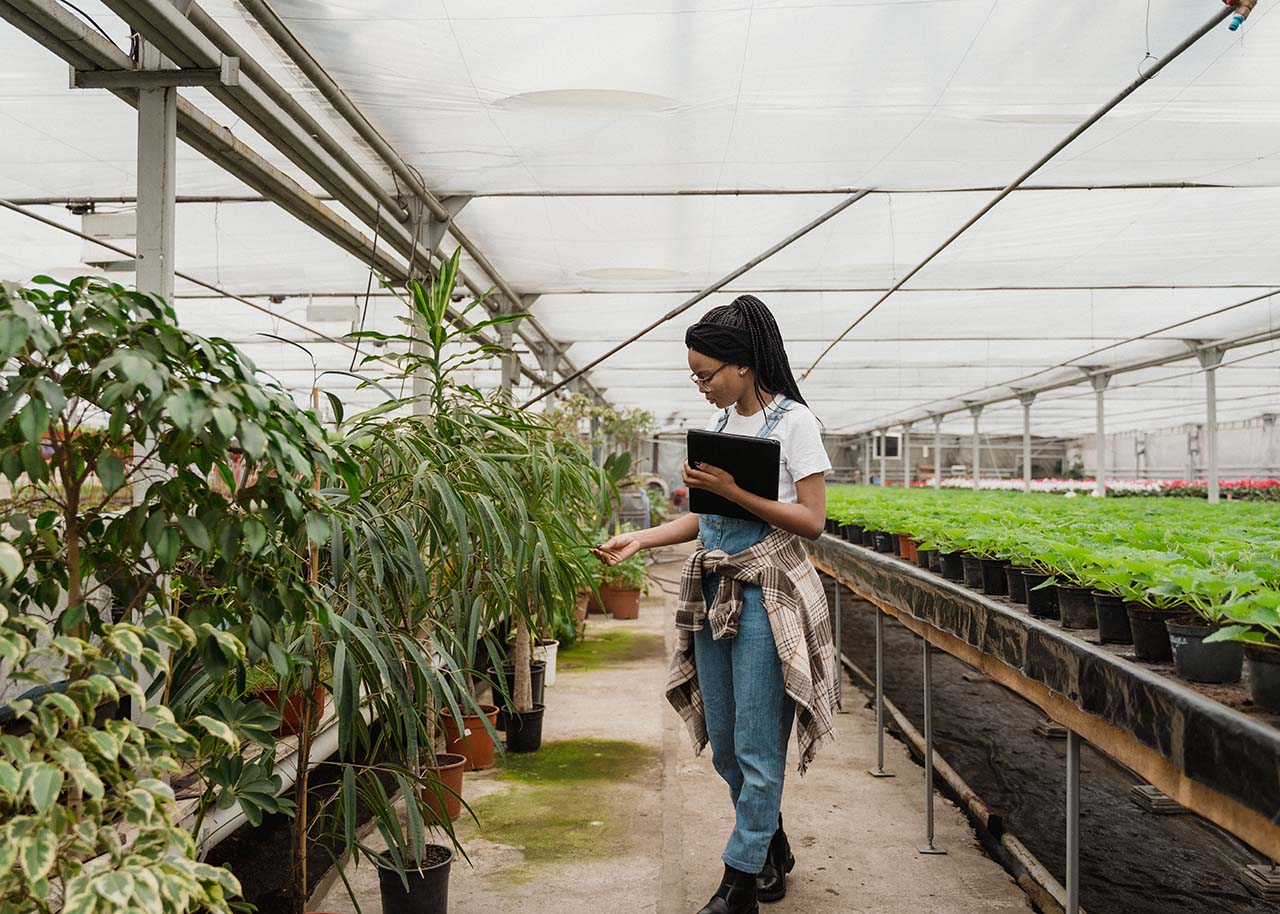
593, 532, 642, 566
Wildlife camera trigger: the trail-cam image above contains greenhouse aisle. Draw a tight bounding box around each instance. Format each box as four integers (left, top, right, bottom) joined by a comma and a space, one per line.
311, 546, 1032, 914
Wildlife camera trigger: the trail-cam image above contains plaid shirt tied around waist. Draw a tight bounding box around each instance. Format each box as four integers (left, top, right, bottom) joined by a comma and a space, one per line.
666, 528, 838, 774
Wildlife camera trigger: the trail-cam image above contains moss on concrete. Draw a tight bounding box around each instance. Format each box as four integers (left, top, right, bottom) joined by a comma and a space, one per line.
469, 738, 659, 877
557, 628, 666, 672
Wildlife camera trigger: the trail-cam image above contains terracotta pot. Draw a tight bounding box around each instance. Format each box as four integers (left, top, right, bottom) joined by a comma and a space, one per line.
601, 583, 640, 620
586, 589, 608, 614
255, 684, 326, 736
896, 535, 918, 563
419, 753, 466, 824
441, 704, 500, 771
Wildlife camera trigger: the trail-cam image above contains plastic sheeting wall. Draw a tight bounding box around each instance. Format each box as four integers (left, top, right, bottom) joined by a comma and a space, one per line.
1070, 414, 1280, 481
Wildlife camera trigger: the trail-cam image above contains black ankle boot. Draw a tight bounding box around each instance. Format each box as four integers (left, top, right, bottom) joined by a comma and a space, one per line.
756, 817, 795, 903
696, 864, 758, 914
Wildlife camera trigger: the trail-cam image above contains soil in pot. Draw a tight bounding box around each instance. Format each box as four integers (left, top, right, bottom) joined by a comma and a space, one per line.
960, 555, 983, 589
916, 548, 936, 571
506, 703, 546, 753
254, 684, 326, 736
419, 752, 467, 823
897, 535, 918, 563
939, 552, 964, 581
1126, 604, 1175, 662
1093, 592, 1132, 644
1005, 566, 1032, 604
377, 845, 453, 914
1023, 571, 1059, 620
1057, 585, 1096, 630
927, 550, 943, 574
1245, 644, 1280, 712
490, 661, 546, 731
1167, 617, 1243, 684
979, 559, 1008, 596
441, 705, 500, 771
601, 584, 641, 620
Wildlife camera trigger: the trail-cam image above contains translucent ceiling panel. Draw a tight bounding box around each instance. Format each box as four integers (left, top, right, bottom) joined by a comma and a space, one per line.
274, 0, 1280, 194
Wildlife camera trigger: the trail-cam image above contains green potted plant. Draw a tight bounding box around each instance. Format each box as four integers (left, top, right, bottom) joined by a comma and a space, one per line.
599, 538, 650, 621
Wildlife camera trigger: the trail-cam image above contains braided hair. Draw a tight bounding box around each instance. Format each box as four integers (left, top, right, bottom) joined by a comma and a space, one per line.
685, 294, 809, 412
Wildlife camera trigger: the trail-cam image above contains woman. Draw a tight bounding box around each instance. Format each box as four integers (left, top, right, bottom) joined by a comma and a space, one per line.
597, 295, 838, 914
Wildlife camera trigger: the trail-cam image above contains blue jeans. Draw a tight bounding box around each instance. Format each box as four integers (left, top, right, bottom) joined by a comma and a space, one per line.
695, 514, 796, 874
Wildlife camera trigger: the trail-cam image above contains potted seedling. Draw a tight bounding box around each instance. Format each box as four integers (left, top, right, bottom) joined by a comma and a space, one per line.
599, 545, 649, 620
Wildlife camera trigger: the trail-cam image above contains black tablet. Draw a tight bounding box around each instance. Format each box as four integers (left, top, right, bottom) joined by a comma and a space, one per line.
687, 428, 781, 523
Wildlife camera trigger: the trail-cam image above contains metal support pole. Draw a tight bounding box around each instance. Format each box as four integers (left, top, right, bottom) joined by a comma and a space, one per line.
1198, 347, 1225, 503
878, 429, 888, 487
1019, 393, 1035, 493
1066, 730, 1081, 914
968, 405, 983, 491
867, 602, 894, 777
902, 422, 913, 488
918, 636, 946, 854
1092, 374, 1111, 498
135, 40, 176, 303
833, 583, 844, 713
131, 33, 176, 732
932, 415, 943, 489
863, 432, 872, 484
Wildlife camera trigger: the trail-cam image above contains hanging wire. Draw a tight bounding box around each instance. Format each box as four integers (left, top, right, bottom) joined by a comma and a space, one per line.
55, 0, 120, 49
1138, 0, 1159, 76
349, 203, 383, 371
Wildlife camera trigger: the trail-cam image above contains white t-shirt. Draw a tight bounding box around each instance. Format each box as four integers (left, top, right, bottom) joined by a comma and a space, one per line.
704, 401, 832, 504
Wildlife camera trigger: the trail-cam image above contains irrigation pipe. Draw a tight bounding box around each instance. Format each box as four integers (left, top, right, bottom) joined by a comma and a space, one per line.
802, 2, 1238, 381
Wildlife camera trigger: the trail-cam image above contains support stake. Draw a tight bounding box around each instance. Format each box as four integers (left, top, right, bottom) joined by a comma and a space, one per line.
918, 638, 947, 854
868, 602, 894, 777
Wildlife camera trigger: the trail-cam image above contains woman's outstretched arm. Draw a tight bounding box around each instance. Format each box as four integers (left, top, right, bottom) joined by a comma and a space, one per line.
596, 512, 700, 566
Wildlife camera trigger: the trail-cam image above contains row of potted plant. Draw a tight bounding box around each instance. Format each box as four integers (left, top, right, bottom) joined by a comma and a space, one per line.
920, 476, 1280, 499
824, 486, 1280, 711
0, 264, 614, 914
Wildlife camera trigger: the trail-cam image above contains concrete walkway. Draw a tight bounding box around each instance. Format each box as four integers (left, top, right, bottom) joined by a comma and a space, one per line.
312, 547, 1033, 914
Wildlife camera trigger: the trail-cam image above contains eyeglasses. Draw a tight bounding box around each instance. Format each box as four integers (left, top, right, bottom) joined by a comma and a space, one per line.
690, 362, 729, 390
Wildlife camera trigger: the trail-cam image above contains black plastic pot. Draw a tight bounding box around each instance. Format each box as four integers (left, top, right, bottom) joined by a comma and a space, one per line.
890, 534, 902, 556
979, 559, 1009, 596
1167, 618, 1243, 683
1092, 592, 1132, 644
1057, 585, 1096, 630
861, 528, 877, 548
960, 555, 983, 589
1023, 571, 1059, 620
1005, 566, 1032, 604
1126, 604, 1174, 662
840, 523, 864, 543
873, 531, 895, 554
377, 845, 453, 914
490, 661, 546, 731
825, 519, 836, 535
916, 549, 936, 571
506, 703, 545, 753
1245, 645, 1280, 711
927, 550, 943, 574
939, 552, 964, 581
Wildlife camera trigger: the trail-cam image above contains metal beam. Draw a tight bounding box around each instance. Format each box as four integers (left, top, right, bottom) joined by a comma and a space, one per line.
902, 422, 913, 488
467, 181, 1269, 198
932, 415, 943, 490
134, 37, 176, 304
72, 56, 239, 89
1018, 392, 1036, 493
968, 404, 983, 491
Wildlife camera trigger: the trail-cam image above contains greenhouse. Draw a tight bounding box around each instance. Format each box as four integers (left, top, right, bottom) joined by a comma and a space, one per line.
3, 0, 1280, 913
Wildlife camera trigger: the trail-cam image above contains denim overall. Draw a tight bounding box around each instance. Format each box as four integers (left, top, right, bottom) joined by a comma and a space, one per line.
695, 398, 798, 874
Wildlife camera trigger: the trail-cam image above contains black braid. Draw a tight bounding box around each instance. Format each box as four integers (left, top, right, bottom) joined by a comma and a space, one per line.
699, 295, 810, 411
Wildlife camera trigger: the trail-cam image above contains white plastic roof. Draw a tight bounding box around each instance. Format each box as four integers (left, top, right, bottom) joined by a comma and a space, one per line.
4, 0, 1280, 435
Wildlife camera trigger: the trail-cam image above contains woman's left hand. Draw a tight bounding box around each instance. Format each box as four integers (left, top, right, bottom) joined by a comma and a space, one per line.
683, 461, 740, 501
